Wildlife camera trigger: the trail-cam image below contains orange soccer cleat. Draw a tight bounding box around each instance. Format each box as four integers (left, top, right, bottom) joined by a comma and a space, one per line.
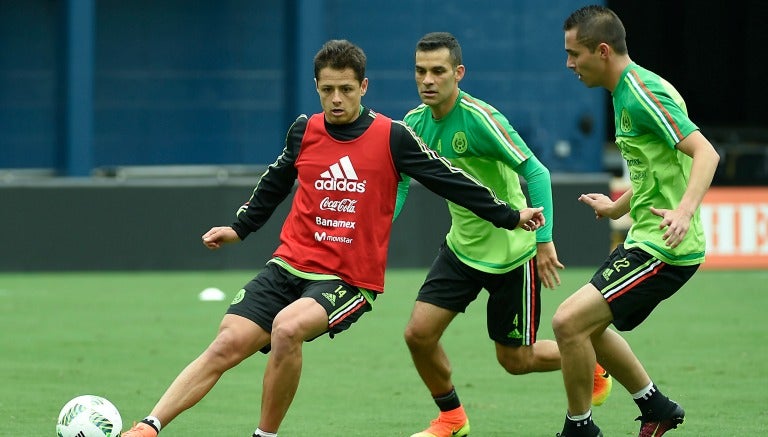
592, 363, 613, 406
411, 406, 470, 437
121, 422, 158, 437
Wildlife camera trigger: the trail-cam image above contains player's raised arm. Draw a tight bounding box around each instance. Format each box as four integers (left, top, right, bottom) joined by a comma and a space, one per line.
389, 120, 527, 231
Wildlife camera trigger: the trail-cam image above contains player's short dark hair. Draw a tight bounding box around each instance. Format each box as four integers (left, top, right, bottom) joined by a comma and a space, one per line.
313, 39, 367, 83
416, 32, 463, 67
563, 5, 627, 55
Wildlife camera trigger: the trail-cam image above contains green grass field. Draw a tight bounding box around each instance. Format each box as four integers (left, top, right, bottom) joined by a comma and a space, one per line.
1, 268, 767, 436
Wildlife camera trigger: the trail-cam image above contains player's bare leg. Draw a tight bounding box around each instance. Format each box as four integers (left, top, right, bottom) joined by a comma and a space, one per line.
405, 302, 469, 437
592, 327, 649, 393
591, 320, 684, 436
552, 284, 612, 415
551, 284, 612, 436
155, 315, 268, 422
495, 340, 561, 374
495, 327, 611, 406
404, 302, 457, 395
257, 298, 329, 433
123, 315, 269, 437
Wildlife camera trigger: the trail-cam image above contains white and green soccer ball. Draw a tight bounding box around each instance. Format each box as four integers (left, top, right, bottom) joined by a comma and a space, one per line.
56, 395, 123, 437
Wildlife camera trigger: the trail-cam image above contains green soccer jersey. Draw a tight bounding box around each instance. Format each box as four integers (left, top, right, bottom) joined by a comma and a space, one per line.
403, 90, 550, 273
613, 63, 705, 265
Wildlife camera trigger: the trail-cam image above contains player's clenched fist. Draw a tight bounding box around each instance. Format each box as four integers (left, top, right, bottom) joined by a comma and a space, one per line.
202, 226, 241, 250
518, 207, 545, 232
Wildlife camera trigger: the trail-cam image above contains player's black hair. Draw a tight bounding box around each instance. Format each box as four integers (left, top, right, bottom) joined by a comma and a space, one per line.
416, 32, 463, 67
313, 39, 367, 83
563, 5, 627, 55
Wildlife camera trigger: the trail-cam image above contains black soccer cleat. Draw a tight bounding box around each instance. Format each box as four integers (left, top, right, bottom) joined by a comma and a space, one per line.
636, 401, 685, 437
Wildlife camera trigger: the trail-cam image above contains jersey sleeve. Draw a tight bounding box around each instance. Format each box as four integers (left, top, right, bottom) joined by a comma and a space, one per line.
624, 73, 699, 149
389, 120, 520, 230
515, 156, 553, 242
395, 109, 420, 221
231, 115, 306, 240
393, 175, 410, 221
464, 98, 533, 166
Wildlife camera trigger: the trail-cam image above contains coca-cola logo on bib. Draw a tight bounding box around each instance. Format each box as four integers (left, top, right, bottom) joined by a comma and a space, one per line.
319, 197, 357, 213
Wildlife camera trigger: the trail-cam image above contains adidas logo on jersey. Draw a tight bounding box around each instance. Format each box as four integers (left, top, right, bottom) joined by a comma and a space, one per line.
314, 155, 367, 193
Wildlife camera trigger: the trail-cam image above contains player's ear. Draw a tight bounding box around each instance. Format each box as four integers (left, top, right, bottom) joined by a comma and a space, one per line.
598, 42, 610, 58
455, 64, 466, 81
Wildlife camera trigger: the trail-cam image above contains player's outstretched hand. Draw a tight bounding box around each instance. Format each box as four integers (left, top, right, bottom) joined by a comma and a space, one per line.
578, 193, 615, 219
202, 226, 241, 250
518, 207, 545, 232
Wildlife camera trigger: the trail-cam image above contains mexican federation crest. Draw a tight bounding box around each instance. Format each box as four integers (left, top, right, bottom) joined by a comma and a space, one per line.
620, 108, 632, 133
452, 131, 468, 154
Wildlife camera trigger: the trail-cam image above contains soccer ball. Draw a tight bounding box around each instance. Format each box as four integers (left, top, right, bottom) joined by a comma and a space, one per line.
56, 395, 123, 437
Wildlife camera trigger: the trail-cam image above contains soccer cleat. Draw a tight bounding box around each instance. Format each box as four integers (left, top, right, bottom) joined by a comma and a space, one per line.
556, 415, 603, 437
410, 416, 470, 437
636, 401, 685, 437
122, 421, 159, 437
592, 363, 613, 406
556, 431, 603, 437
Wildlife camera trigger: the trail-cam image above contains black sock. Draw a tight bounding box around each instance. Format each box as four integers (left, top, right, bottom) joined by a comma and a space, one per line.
140, 418, 159, 434
561, 412, 600, 436
433, 387, 461, 412
634, 384, 674, 419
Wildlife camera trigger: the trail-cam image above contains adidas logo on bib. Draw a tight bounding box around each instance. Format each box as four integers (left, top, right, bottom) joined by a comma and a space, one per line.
314, 156, 367, 193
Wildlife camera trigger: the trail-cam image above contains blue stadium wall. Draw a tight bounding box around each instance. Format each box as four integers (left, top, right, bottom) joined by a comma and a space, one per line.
0, 0, 605, 175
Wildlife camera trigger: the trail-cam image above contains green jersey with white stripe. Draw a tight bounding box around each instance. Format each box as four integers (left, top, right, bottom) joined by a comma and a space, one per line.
404, 90, 541, 273
613, 63, 705, 265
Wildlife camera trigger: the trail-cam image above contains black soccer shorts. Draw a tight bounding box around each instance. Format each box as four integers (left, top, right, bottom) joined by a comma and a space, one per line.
589, 244, 699, 331
417, 241, 541, 346
227, 261, 374, 353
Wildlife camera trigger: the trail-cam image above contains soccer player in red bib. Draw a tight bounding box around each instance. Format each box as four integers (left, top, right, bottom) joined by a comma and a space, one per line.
122, 39, 544, 437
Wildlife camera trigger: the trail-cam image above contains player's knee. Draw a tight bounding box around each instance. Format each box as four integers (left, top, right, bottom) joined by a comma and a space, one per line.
551, 307, 581, 345
403, 324, 419, 348
551, 311, 568, 341
403, 323, 432, 350
205, 331, 247, 369
496, 348, 532, 375
499, 358, 531, 375
270, 319, 302, 347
